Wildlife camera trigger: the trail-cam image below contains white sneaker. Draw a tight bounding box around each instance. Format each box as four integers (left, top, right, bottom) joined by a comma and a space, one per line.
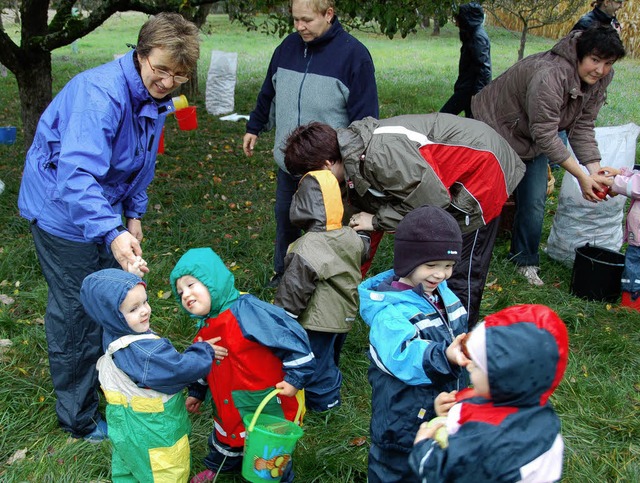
517, 266, 544, 286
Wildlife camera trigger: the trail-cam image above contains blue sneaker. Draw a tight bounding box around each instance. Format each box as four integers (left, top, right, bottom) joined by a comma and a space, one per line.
83, 419, 108, 443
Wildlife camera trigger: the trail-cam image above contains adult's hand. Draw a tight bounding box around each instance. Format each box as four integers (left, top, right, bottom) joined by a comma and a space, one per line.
111, 231, 149, 274
561, 157, 604, 203
126, 218, 143, 242
349, 211, 375, 231
243, 133, 258, 157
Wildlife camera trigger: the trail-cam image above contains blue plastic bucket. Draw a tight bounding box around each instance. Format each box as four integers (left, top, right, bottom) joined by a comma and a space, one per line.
0, 127, 17, 145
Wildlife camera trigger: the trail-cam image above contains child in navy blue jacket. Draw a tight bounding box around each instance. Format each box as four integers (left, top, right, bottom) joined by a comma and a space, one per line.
410, 304, 568, 483
358, 205, 470, 483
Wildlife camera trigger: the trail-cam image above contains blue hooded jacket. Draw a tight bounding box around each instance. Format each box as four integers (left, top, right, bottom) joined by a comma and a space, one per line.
80, 269, 214, 395
19, 50, 174, 247
359, 269, 468, 451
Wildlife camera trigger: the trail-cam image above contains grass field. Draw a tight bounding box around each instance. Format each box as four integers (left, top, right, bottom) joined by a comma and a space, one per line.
0, 12, 639, 482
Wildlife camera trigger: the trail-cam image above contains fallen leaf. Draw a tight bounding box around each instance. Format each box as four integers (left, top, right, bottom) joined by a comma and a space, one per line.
348, 436, 367, 447
484, 278, 498, 287
0, 294, 15, 305
0, 339, 12, 348
6, 448, 27, 465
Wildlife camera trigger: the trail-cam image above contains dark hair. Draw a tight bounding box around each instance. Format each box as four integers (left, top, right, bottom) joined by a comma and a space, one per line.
576, 25, 626, 62
283, 122, 342, 176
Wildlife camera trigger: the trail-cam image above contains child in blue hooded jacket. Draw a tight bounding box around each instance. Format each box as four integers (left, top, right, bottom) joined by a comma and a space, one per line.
410, 304, 568, 483
80, 269, 226, 483
358, 205, 470, 483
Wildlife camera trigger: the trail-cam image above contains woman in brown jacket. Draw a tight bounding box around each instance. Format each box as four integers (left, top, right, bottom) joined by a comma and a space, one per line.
471, 25, 625, 286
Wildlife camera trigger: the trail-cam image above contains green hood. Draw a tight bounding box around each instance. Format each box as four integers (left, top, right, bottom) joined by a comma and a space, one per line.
170, 248, 240, 323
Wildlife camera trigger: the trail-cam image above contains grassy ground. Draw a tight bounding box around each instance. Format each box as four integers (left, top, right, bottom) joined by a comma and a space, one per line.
1, 12, 639, 482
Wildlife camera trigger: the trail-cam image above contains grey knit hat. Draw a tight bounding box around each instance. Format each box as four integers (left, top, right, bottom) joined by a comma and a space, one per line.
394, 205, 462, 277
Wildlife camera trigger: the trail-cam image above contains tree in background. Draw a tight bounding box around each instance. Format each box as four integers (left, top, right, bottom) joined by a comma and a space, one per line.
1, 0, 456, 146
484, 0, 584, 60
0, 0, 217, 147
227, 0, 453, 39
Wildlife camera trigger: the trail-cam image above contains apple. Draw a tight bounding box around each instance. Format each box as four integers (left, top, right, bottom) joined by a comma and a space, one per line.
595, 186, 610, 200
427, 416, 449, 448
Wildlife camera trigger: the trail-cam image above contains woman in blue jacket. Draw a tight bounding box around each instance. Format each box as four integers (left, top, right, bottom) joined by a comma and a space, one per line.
17, 12, 200, 441
242, 0, 379, 289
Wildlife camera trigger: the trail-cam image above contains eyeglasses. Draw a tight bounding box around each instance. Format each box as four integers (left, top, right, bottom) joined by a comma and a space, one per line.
146, 57, 189, 84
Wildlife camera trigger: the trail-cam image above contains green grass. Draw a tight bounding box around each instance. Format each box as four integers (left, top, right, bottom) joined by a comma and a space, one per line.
1, 12, 639, 482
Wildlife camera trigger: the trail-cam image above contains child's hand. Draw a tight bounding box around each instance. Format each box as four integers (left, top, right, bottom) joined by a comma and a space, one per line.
446, 333, 471, 368
185, 396, 203, 414
434, 391, 458, 417
414, 420, 444, 445
199, 336, 228, 360
598, 167, 621, 178
127, 255, 148, 277
275, 380, 298, 397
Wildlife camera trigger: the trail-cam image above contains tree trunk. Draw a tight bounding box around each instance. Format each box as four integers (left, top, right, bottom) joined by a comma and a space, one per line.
15, 51, 53, 149
518, 25, 528, 61
432, 18, 440, 36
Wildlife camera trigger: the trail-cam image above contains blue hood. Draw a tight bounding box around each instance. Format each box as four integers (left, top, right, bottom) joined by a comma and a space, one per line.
81, 268, 149, 350
482, 304, 569, 407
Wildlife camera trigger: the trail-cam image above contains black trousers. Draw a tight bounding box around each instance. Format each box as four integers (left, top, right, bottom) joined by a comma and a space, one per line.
31, 224, 119, 437
448, 216, 501, 329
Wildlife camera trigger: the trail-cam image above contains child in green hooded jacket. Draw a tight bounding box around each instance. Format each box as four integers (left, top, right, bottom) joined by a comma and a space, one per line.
170, 248, 315, 482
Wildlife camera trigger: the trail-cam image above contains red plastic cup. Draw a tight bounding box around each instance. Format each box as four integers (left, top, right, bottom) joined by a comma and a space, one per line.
157, 127, 165, 154
175, 106, 198, 131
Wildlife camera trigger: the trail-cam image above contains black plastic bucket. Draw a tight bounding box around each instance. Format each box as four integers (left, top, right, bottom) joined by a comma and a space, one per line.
570, 244, 624, 302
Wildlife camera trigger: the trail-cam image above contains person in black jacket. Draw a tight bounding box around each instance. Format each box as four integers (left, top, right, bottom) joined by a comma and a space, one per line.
571, 0, 624, 34
440, 2, 491, 118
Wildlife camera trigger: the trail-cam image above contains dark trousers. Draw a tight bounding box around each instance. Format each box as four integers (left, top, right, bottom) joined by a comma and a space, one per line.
30, 224, 119, 437
448, 216, 501, 329
273, 168, 301, 275
305, 331, 343, 411
368, 443, 418, 483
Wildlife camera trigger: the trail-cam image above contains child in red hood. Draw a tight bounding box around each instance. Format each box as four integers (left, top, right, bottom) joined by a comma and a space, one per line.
410, 304, 568, 483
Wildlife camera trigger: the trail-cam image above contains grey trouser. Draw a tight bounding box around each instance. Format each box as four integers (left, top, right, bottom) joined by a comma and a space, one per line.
31, 224, 119, 437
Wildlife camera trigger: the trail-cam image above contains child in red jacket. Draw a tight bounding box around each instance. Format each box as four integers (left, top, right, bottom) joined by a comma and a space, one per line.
170, 248, 315, 483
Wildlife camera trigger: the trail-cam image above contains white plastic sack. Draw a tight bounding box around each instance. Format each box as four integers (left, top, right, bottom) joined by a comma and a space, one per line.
546, 123, 640, 265
205, 50, 237, 116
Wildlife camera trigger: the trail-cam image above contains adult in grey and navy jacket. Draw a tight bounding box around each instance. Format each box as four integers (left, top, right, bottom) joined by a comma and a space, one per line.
242, 0, 378, 288
440, 2, 491, 118
17, 13, 200, 440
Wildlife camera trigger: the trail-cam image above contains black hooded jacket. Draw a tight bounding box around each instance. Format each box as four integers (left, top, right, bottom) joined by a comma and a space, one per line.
440, 2, 492, 117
